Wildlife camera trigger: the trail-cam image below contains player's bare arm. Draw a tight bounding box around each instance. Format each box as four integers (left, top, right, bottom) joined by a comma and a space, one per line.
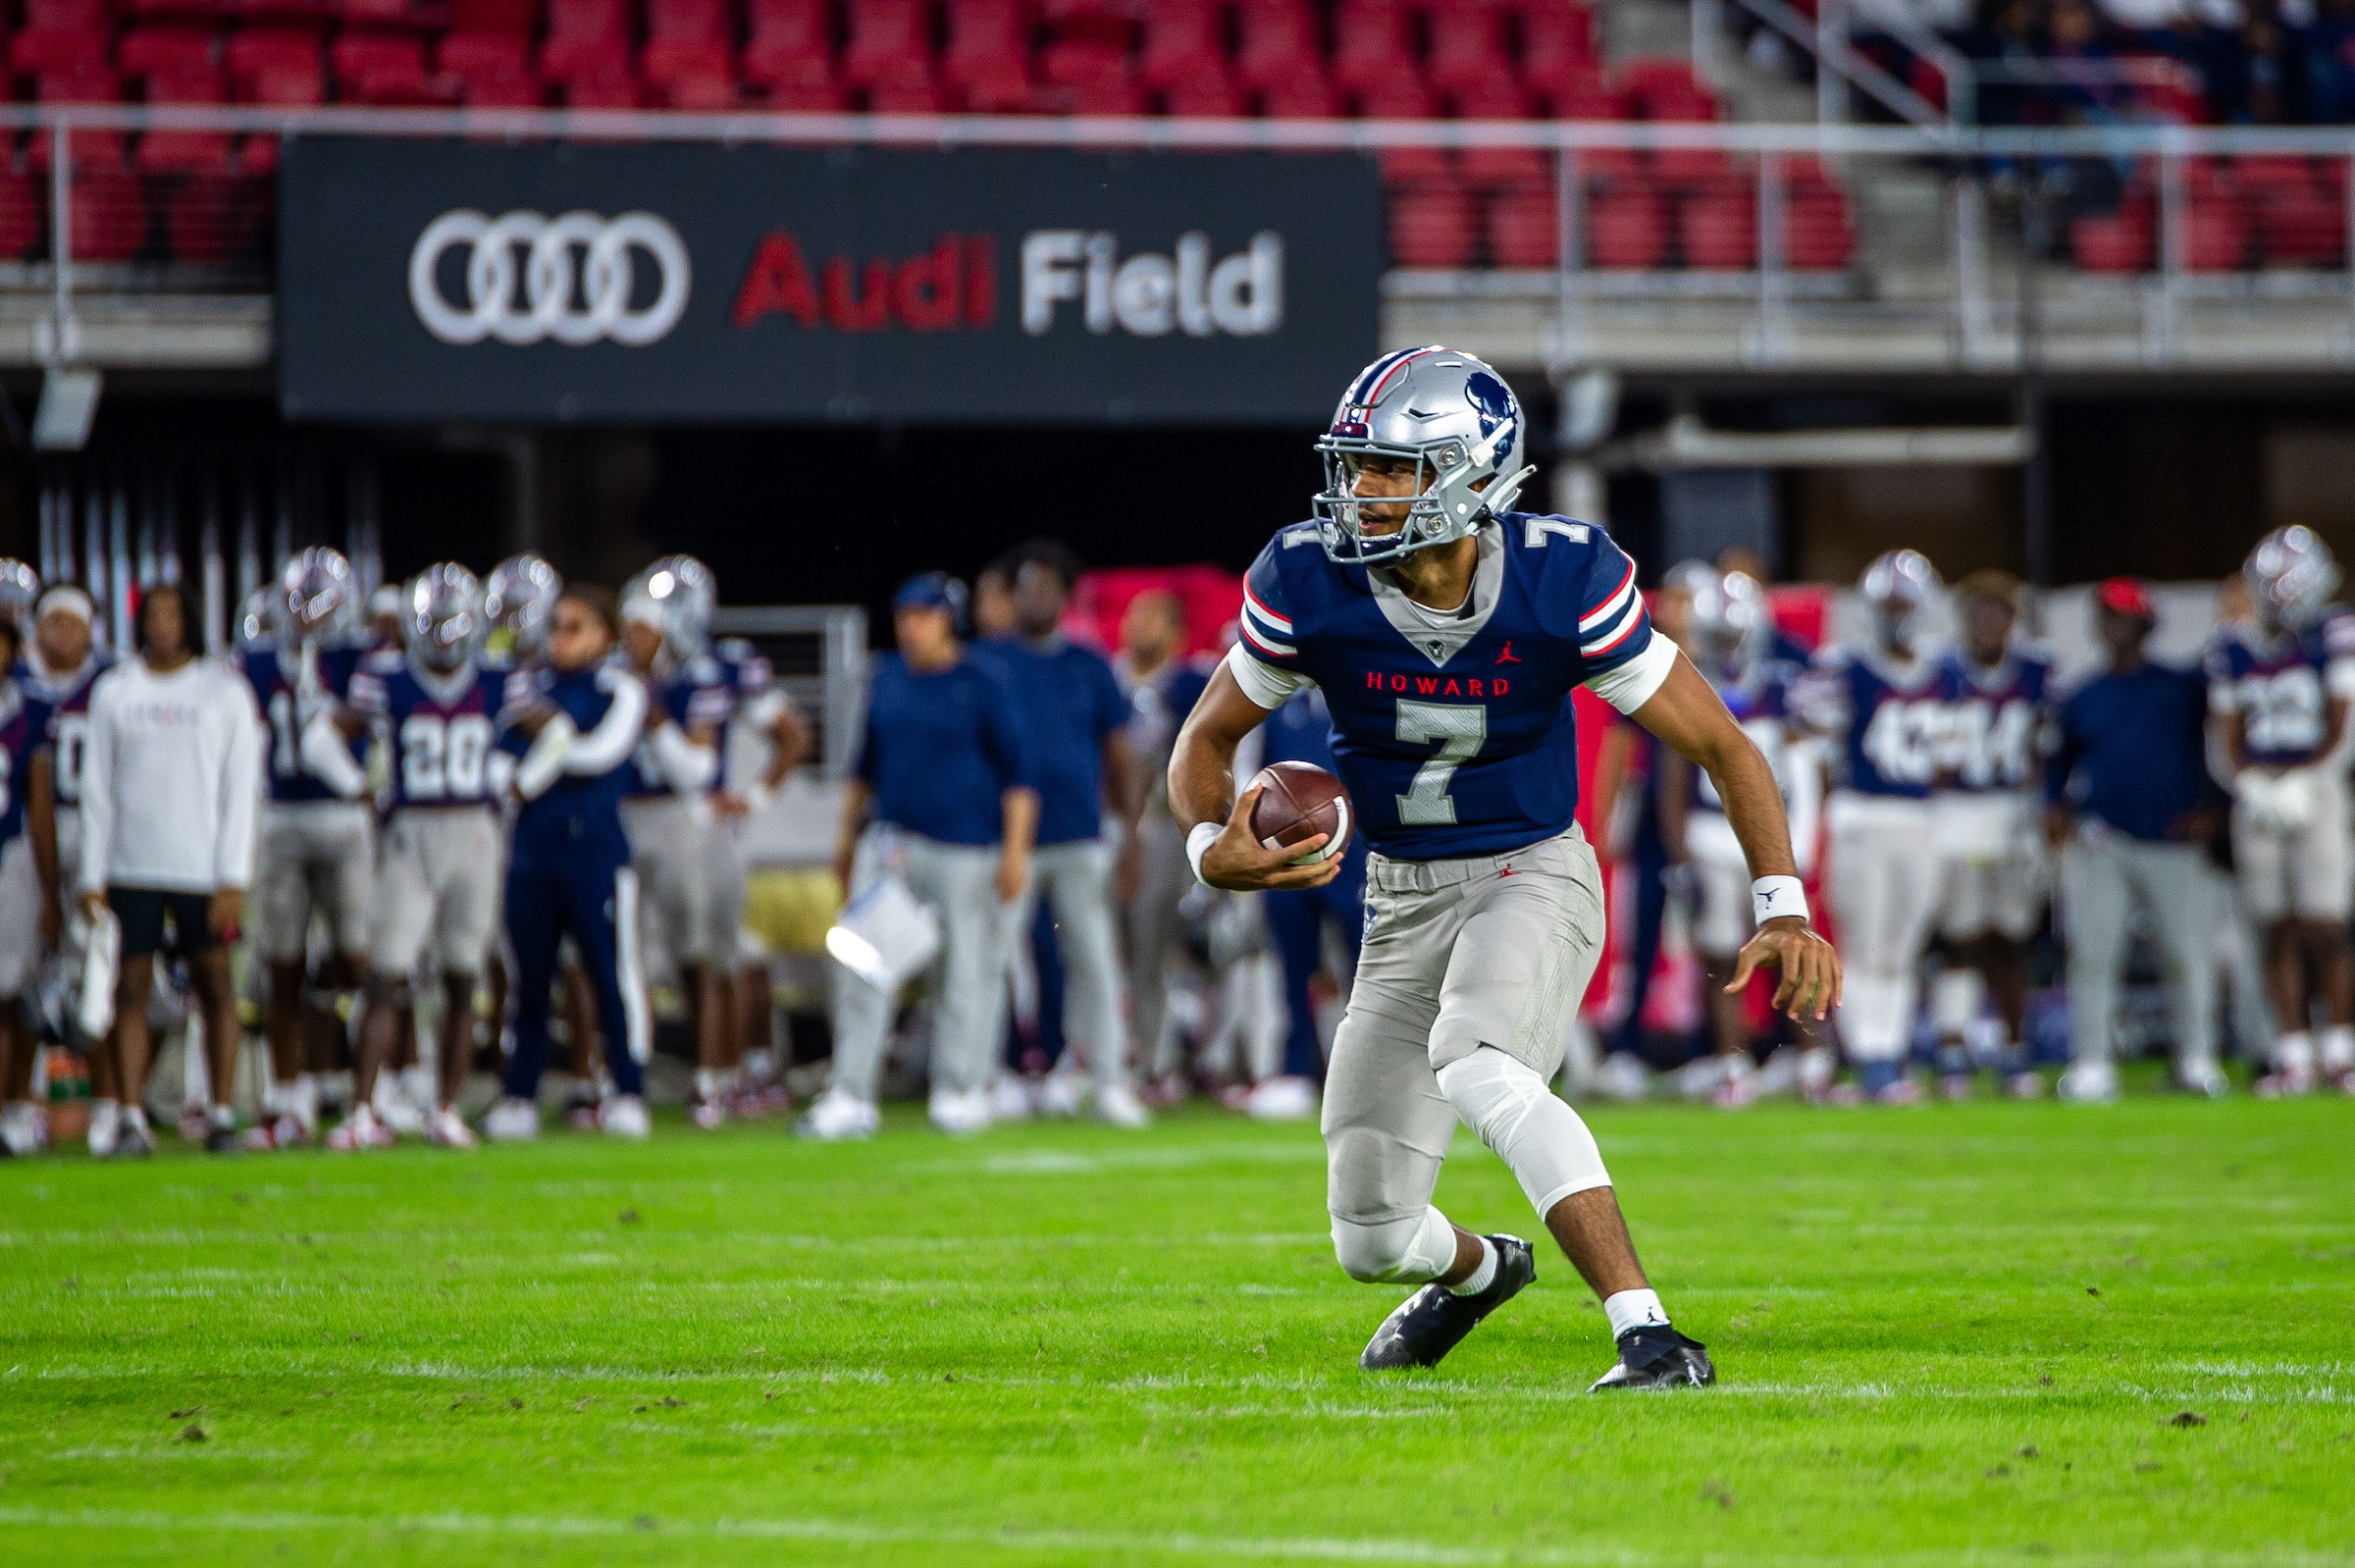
27, 752, 60, 952
1631, 650, 1843, 1019
1168, 665, 1339, 892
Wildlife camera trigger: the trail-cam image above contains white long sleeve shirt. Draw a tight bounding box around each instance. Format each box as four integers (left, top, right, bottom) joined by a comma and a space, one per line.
78, 654, 263, 897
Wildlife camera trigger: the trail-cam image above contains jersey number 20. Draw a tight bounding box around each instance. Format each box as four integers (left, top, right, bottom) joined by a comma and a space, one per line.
400, 714, 494, 801
1395, 700, 1487, 825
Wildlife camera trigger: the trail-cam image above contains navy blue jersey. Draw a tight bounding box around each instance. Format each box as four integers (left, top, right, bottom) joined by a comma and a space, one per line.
20, 653, 108, 810
1695, 653, 1800, 815
978, 635, 1130, 846
624, 649, 773, 799
1938, 648, 2055, 794
349, 658, 511, 811
1262, 684, 1339, 770
1797, 645, 1946, 799
0, 681, 53, 847
499, 662, 644, 862
2205, 611, 2355, 768
1234, 514, 1660, 861
856, 652, 1030, 847
233, 638, 369, 805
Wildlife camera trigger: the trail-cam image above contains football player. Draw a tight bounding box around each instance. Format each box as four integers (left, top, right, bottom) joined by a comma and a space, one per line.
1171, 347, 1836, 1388
1653, 564, 1821, 1107
234, 549, 376, 1148
1797, 550, 1948, 1104
1929, 571, 2054, 1100
2210, 526, 2355, 1095
709, 632, 809, 1114
1114, 589, 1214, 1099
336, 566, 512, 1151
481, 553, 565, 1070
484, 584, 654, 1140
0, 609, 60, 1157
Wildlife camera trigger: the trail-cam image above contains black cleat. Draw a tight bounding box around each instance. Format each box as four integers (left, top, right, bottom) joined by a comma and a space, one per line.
1359, 1234, 1536, 1370
1589, 1326, 1715, 1391
203, 1124, 242, 1155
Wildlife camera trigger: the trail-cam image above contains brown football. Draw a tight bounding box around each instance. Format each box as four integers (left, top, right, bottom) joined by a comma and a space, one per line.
1247, 760, 1353, 864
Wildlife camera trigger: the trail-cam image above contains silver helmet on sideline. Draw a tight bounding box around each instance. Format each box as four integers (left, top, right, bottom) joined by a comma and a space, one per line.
2246, 525, 2340, 632
405, 563, 485, 673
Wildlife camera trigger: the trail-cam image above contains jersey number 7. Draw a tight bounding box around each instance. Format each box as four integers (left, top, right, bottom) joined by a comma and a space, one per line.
1396, 700, 1487, 826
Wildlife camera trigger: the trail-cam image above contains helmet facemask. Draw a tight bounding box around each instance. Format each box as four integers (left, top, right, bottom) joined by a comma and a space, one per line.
1313, 437, 1531, 568
406, 566, 484, 675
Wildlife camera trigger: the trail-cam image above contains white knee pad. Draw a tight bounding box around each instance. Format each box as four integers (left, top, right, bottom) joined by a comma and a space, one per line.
1330, 1205, 1458, 1284
1928, 967, 1985, 1037
1436, 1046, 1612, 1220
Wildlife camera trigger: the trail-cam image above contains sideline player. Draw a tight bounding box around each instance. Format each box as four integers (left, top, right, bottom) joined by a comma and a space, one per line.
708, 632, 809, 1112
1929, 571, 2054, 1099
1796, 550, 1948, 1104
2210, 526, 2355, 1095
1170, 347, 1838, 1388
235, 549, 375, 1148
1116, 589, 1215, 1099
1654, 564, 1820, 1107
337, 566, 512, 1150
19, 585, 115, 1150
484, 585, 654, 1139
0, 611, 59, 1157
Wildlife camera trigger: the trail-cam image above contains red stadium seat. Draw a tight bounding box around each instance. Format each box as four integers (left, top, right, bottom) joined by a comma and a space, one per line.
2232, 153, 2315, 193
1356, 76, 1437, 120
1461, 141, 1549, 187
943, 0, 1031, 96
1655, 142, 1735, 188
1159, 72, 1245, 116
644, 36, 735, 98
331, 31, 431, 98
1519, 0, 1596, 84
1487, 184, 1560, 267
1427, 2, 1513, 98
0, 173, 43, 260
546, 0, 631, 40
1137, 0, 1222, 90
844, 0, 933, 87
1236, 0, 1319, 92
1389, 183, 1477, 267
227, 27, 324, 97
1614, 55, 1700, 105
23, 0, 108, 31
1586, 185, 1668, 268
1331, 0, 1414, 94
749, 0, 831, 55
137, 72, 238, 175
562, 45, 644, 104
71, 165, 148, 261
121, 26, 226, 83
1679, 188, 1756, 268
165, 170, 268, 263
448, 0, 543, 37
1259, 71, 1341, 118
752, 52, 843, 107
1546, 76, 1626, 121
341, 0, 444, 30
1783, 188, 1854, 269
1037, 8, 1133, 88
647, 0, 729, 41
123, 0, 233, 24
864, 53, 945, 110
12, 28, 110, 78
1377, 145, 1451, 185
2257, 186, 2344, 265
438, 31, 541, 101
2070, 212, 2153, 272
2183, 202, 2250, 270
244, 62, 325, 101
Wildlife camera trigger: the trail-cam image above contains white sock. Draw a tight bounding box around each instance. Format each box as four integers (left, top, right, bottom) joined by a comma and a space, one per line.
209, 1103, 236, 1129
1604, 1288, 1670, 1339
1448, 1236, 1499, 1296
694, 1068, 721, 1100
745, 1048, 774, 1081
2322, 1025, 2355, 1071
2276, 1031, 2316, 1073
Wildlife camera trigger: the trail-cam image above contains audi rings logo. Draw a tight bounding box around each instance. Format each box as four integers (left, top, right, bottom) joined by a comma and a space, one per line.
408, 209, 692, 347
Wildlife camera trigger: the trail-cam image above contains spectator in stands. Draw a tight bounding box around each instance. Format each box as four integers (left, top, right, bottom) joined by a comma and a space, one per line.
2045, 578, 2225, 1100
78, 583, 261, 1157
804, 572, 1035, 1139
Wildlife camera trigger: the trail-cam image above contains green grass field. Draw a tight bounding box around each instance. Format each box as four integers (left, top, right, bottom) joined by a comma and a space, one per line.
3, 1092, 2351, 1567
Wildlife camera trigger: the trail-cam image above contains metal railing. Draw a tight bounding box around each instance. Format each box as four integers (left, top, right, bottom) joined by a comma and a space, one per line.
12, 104, 2355, 374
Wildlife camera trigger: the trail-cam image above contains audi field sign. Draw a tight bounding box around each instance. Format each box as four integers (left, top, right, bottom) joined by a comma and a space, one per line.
278, 139, 1382, 424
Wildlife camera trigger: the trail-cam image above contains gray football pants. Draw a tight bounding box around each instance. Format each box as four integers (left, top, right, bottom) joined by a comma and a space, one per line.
1126, 809, 1193, 1078
2061, 831, 2219, 1071
1001, 838, 1130, 1092
830, 832, 1007, 1100
1324, 827, 1607, 1235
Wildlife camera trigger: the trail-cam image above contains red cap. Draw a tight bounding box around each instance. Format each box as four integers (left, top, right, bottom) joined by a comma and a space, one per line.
2097, 577, 2154, 620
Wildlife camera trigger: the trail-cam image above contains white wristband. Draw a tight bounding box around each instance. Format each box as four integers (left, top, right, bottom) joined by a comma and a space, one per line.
1753, 875, 1807, 926
1185, 821, 1223, 887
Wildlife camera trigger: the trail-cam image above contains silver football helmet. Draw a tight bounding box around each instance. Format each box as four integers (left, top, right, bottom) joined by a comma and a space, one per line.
1689, 568, 1771, 669
623, 554, 716, 664
1860, 549, 1942, 648
236, 587, 275, 649
1313, 345, 1536, 567
405, 563, 485, 673
2246, 526, 2340, 632
0, 558, 38, 634
485, 553, 562, 662
273, 547, 357, 646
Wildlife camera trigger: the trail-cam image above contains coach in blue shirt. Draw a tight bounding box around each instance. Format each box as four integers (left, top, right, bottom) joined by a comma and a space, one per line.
977, 540, 1151, 1127
805, 572, 1036, 1140
2044, 578, 2226, 1100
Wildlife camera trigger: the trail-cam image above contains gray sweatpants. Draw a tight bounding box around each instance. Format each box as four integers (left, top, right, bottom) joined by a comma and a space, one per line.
2060, 828, 2220, 1071
1323, 827, 1606, 1230
1002, 838, 1130, 1093
830, 830, 1006, 1100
